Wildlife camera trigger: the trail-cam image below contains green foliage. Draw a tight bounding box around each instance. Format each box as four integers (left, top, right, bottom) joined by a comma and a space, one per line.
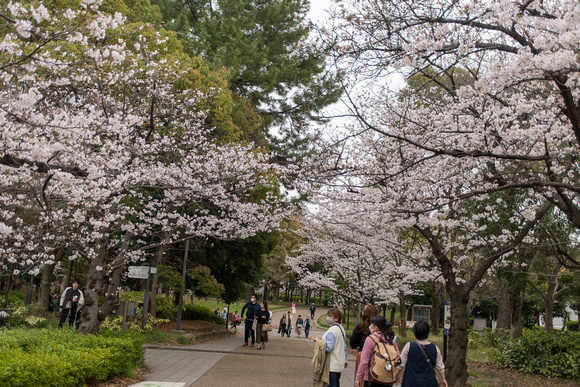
0, 329, 144, 386
202, 233, 278, 304
121, 291, 146, 303
468, 328, 511, 350
567, 321, 579, 332
183, 304, 225, 324
5, 290, 26, 307
188, 265, 223, 299
493, 328, 580, 379
8, 305, 49, 329
100, 313, 169, 333
153, 0, 342, 128
155, 296, 178, 320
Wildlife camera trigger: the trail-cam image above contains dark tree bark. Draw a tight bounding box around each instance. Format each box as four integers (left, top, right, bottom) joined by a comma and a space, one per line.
496, 277, 511, 330
398, 290, 407, 338
38, 246, 65, 314
149, 232, 169, 318
78, 236, 109, 334
510, 289, 524, 339
430, 280, 442, 334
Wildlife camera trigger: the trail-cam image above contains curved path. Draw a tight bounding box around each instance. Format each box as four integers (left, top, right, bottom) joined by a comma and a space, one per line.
130, 307, 358, 387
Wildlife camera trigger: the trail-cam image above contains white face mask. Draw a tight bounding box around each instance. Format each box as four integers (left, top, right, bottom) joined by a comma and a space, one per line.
251, 298, 256, 303
326, 316, 334, 325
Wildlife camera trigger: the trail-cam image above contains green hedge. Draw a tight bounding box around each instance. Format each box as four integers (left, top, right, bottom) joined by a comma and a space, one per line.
493, 328, 580, 379
0, 329, 144, 386
567, 321, 578, 332
183, 304, 225, 324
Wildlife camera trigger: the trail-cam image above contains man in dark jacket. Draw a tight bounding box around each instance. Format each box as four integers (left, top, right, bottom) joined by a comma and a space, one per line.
241, 293, 260, 346
58, 279, 84, 328
310, 303, 316, 319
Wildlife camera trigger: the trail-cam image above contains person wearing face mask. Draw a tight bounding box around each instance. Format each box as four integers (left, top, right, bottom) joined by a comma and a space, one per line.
241, 293, 260, 347
355, 315, 400, 387
312, 309, 348, 387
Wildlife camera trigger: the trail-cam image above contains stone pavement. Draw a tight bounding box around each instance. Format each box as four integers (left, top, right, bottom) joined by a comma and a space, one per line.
130, 307, 356, 387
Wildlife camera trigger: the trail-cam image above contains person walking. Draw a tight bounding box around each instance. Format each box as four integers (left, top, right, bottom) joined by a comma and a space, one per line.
355, 315, 400, 387
310, 303, 316, 319
350, 305, 379, 387
304, 315, 311, 338
232, 310, 240, 330
292, 302, 296, 315
220, 307, 228, 320
286, 311, 293, 337
398, 320, 448, 387
278, 314, 287, 337
241, 293, 260, 347
58, 279, 84, 328
296, 314, 304, 338
312, 309, 348, 387
255, 301, 270, 350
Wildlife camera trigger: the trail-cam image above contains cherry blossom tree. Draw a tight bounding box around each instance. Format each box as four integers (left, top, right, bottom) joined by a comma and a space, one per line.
294, 1, 580, 384
0, 0, 292, 333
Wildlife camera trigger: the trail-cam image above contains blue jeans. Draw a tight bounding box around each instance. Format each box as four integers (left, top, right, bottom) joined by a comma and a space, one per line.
286, 327, 292, 337
329, 372, 341, 387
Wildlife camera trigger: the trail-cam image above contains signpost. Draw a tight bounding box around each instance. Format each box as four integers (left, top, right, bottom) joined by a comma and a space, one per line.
443, 300, 451, 362
127, 266, 157, 330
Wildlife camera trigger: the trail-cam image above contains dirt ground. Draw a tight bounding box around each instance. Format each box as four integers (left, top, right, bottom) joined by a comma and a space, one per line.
467, 362, 580, 386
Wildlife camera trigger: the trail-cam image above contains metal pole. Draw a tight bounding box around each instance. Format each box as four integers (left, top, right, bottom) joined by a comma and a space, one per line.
443, 333, 448, 363
176, 239, 189, 331
122, 301, 128, 334
141, 267, 151, 330
25, 275, 34, 306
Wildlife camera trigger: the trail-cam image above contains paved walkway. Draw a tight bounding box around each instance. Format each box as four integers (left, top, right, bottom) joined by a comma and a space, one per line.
130, 307, 356, 387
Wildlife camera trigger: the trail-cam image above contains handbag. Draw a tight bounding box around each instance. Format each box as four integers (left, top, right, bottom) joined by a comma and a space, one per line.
262, 323, 273, 332
416, 341, 440, 384
252, 319, 257, 330
65, 301, 72, 309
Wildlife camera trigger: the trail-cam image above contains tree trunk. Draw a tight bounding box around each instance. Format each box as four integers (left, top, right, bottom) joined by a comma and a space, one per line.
390, 306, 396, 324
510, 288, 524, 339
38, 264, 55, 314
78, 236, 109, 334
398, 290, 407, 338
496, 278, 511, 330
149, 233, 169, 318
430, 280, 442, 334
3, 275, 14, 307
543, 263, 561, 332
61, 259, 74, 291
273, 285, 280, 303
445, 289, 470, 387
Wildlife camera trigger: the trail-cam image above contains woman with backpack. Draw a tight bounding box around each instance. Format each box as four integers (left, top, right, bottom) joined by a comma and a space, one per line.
355, 315, 400, 387
350, 305, 379, 387
398, 320, 448, 387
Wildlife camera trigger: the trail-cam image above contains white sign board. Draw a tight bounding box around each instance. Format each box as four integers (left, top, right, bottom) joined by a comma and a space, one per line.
444, 300, 451, 335
127, 266, 157, 279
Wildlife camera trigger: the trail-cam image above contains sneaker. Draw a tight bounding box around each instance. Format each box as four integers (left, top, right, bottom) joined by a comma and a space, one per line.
251, 343, 255, 347
243, 343, 248, 347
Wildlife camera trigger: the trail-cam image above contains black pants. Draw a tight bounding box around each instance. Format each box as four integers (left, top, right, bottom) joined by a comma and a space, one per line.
58, 308, 78, 328
244, 319, 255, 344
305, 326, 310, 338
311, 311, 315, 319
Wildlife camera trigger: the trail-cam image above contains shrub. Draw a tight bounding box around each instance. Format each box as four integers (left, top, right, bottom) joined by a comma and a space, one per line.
5, 290, 26, 307
9, 306, 49, 328
567, 321, 578, 332
493, 328, 580, 379
0, 328, 144, 386
155, 296, 177, 320
183, 304, 225, 324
